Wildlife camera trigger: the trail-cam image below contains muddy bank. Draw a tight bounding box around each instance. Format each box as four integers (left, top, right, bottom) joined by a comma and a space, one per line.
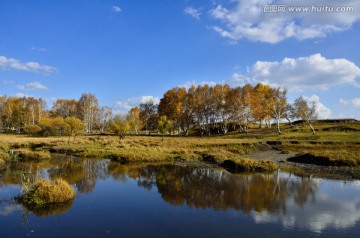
246, 145, 360, 180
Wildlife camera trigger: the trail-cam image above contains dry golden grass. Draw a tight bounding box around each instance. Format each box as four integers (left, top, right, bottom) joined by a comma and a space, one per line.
283, 144, 360, 166
14, 149, 51, 162
22, 178, 75, 206
0, 133, 62, 145
0, 151, 10, 161
1, 121, 359, 170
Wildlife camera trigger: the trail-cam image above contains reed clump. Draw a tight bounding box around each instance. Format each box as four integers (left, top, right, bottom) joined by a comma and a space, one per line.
22, 179, 75, 206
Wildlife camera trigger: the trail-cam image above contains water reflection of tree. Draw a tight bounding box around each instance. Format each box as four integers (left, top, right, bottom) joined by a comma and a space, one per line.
2, 159, 318, 215
48, 156, 111, 194
132, 165, 318, 213
0, 162, 48, 187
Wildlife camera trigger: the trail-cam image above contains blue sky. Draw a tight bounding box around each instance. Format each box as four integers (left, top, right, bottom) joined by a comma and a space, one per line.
1, 0, 359, 118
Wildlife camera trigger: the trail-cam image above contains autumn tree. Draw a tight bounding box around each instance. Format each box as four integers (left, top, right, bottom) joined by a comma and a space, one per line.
97, 106, 112, 133
193, 84, 214, 136
158, 87, 187, 134
110, 115, 131, 136
65, 116, 84, 143
251, 83, 273, 128
139, 99, 158, 135
241, 84, 254, 132
0, 96, 47, 132
226, 86, 246, 132
157, 115, 172, 140
211, 84, 232, 134
269, 87, 288, 135
294, 96, 317, 134
78, 93, 98, 134
180, 85, 196, 136
26, 97, 38, 125
2, 97, 27, 133
51, 99, 78, 118
39, 117, 68, 138
127, 107, 142, 134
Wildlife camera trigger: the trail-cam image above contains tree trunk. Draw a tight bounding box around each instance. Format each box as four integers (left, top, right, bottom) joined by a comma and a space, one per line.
285, 117, 293, 127
277, 119, 281, 135
308, 120, 316, 134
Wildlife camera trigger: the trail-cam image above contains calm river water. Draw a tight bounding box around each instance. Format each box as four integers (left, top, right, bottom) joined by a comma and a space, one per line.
1, 157, 360, 237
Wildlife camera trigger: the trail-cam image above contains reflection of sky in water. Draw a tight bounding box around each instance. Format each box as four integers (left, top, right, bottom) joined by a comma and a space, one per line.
0, 203, 21, 216
251, 177, 360, 233
0, 185, 21, 217
0, 184, 20, 200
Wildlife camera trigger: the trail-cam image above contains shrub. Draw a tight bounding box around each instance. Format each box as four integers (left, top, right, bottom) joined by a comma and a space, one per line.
24, 124, 42, 136
22, 179, 75, 206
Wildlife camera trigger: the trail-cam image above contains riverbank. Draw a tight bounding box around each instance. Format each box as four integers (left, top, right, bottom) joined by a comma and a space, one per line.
245, 145, 360, 180
1, 121, 359, 179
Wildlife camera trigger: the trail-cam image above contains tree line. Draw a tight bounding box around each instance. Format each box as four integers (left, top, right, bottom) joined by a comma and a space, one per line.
156, 83, 317, 135
0, 83, 317, 138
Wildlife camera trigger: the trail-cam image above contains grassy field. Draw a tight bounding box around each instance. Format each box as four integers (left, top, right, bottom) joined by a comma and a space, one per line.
0, 120, 359, 173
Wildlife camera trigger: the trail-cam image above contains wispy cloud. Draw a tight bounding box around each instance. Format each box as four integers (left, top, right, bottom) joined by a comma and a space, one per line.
184, 7, 201, 20
0, 55, 57, 73
17, 82, 48, 91
112, 5, 122, 13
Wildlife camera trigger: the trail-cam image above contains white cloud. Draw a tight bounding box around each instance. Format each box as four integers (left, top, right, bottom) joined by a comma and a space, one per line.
248, 54, 360, 91
139, 96, 160, 104
209, 0, 360, 43
351, 98, 360, 107
0, 55, 57, 73
304, 95, 331, 119
17, 82, 48, 91
184, 7, 201, 20
227, 73, 256, 86
339, 99, 348, 105
112, 5, 122, 13
113, 96, 160, 114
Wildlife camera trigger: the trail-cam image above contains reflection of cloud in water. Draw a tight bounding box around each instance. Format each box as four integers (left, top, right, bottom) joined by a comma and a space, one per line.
252, 191, 360, 233
0, 203, 21, 216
